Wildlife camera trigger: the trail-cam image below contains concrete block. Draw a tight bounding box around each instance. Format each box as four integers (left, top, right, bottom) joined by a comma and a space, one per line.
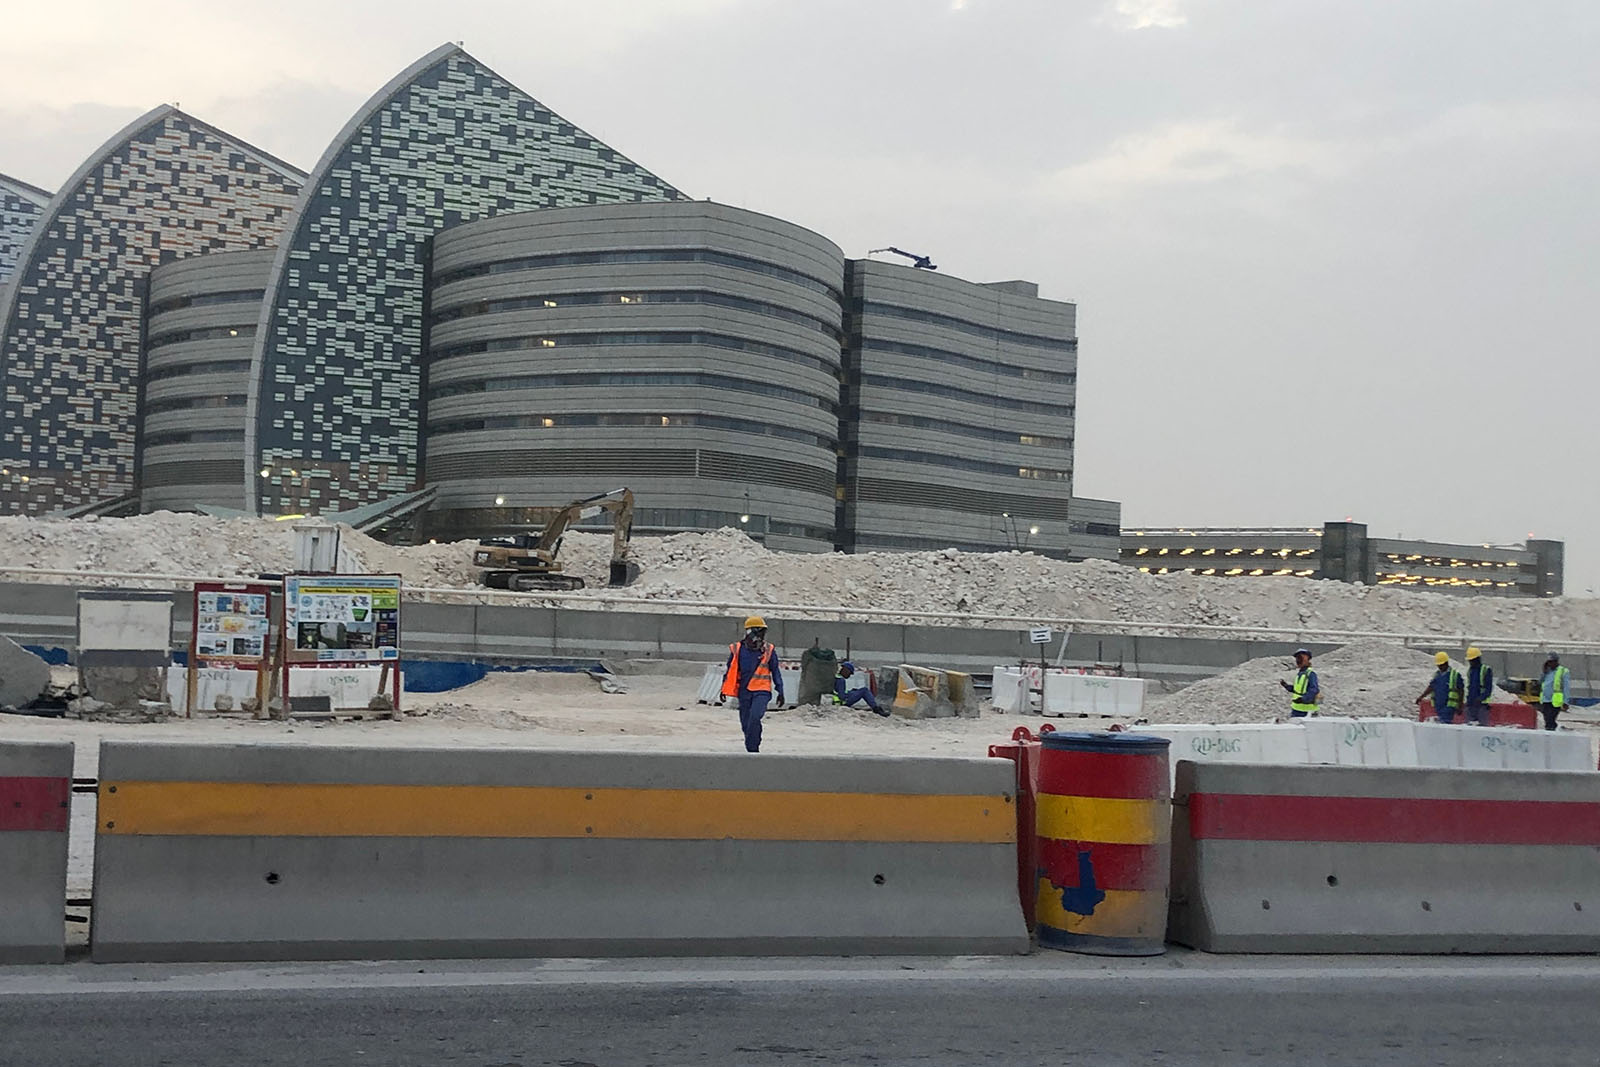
1170, 760, 1600, 953
0, 634, 50, 709
0, 740, 72, 964
91, 743, 1027, 961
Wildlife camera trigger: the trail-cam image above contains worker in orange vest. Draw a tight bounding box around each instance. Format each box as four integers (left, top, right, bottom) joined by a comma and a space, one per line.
722, 615, 784, 752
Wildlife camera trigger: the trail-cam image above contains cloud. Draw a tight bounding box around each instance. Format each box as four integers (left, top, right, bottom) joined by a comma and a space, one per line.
1040, 119, 1349, 202
1100, 0, 1189, 30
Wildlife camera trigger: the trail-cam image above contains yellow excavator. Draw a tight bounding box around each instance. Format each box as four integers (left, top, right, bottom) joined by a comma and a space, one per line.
472, 488, 640, 592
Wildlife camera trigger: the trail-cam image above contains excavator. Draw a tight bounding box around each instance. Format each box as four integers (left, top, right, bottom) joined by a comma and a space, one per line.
472, 488, 640, 592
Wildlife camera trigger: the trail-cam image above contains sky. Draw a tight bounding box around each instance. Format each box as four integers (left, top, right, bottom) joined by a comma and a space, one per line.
3, 0, 1598, 587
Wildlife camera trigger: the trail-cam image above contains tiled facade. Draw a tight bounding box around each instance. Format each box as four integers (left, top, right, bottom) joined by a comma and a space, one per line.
0, 173, 51, 286
248, 44, 684, 515
0, 108, 303, 513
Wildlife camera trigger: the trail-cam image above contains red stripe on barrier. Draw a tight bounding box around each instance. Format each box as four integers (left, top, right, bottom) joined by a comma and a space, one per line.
1037, 838, 1168, 891
1037, 751, 1168, 800
1190, 792, 1600, 846
0, 777, 70, 833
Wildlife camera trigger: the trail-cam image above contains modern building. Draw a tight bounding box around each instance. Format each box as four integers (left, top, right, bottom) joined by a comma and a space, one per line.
839, 260, 1115, 559
4, 42, 1127, 562
423, 201, 843, 552
246, 44, 684, 518
137, 249, 274, 512
0, 172, 50, 285
0, 107, 304, 514
1121, 522, 1564, 597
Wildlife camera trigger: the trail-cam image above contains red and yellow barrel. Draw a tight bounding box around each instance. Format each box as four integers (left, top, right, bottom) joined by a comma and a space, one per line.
1034, 731, 1171, 956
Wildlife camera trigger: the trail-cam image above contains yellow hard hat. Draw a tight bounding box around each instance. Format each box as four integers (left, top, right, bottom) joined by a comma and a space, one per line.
743, 615, 767, 629
1434, 651, 1449, 666
1466, 646, 1482, 660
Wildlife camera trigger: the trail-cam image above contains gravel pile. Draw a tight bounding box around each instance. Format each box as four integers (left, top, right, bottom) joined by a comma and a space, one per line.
0, 514, 1595, 641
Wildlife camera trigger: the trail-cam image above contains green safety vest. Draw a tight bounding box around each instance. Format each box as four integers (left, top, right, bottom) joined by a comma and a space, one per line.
1442, 668, 1463, 710
1290, 668, 1319, 713
1550, 665, 1569, 709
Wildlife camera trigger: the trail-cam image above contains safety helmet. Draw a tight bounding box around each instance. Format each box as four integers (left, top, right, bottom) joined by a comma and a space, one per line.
1434, 651, 1449, 666
1546, 653, 1560, 665
1466, 646, 1482, 660
1292, 648, 1312, 660
840, 660, 855, 673
743, 615, 767, 630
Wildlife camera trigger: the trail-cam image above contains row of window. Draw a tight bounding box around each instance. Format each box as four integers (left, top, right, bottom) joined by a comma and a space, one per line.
146, 288, 264, 316
430, 289, 841, 340
427, 371, 837, 412
857, 338, 1075, 384
857, 445, 1070, 481
854, 300, 1076, 352
860, 374, 1076, 419
432, 248, 842, 301
146, 324, 255, 350
859, 411, 1072, 450
142, 395, 246, 414
143, 359, 251, 382
428, 330, 837, 377
427, 412, 835, 450
143, 429, 244, 447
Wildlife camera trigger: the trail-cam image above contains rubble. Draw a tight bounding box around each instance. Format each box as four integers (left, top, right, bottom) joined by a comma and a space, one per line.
0, 635, 51, 709
0, 513, 1596, 641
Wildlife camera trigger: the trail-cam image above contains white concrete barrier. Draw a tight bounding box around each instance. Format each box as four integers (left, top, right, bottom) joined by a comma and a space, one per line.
166, 665, 405, 715
992, 667, 1145, 718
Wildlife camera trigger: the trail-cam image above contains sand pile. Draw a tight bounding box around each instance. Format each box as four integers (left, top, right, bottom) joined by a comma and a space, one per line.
1145, 640, 1482, 724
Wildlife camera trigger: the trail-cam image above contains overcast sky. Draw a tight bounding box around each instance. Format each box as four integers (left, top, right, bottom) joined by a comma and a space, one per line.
4, 1, 1597, 588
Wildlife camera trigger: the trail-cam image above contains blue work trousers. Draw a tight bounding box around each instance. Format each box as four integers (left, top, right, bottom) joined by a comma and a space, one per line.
842, 686, 880, 711
1437, 705, 1459, 725
1464, 702, 1491, 726
738, 690, 771, 752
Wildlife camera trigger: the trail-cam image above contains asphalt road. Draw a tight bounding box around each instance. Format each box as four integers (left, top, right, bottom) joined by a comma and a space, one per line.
2, 954, 1596, 1066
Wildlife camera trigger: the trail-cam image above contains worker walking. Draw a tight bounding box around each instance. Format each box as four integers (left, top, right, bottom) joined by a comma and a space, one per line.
1418, 652, 1465, 724
722, 615, 784, 752
834, 661, 889, 717
1279, 648, 1320, 717
1539, 653, 1570, 731
1463, 647, 1494, 727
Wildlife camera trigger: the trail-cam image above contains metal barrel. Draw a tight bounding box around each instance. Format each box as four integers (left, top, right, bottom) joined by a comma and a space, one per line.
1034, 731, 1172, 956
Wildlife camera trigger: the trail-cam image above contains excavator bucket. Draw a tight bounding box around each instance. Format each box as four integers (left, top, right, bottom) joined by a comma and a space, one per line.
609, 560, 641, 587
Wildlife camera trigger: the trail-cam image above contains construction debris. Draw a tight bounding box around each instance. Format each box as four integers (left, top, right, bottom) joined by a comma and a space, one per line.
0, 635, 51, 710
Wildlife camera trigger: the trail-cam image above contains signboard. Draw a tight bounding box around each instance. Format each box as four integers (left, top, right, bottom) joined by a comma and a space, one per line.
1029, 626, 1053, 645
193, 585, 272, 662
187, 581, 276, 718
283, 575, 402, 664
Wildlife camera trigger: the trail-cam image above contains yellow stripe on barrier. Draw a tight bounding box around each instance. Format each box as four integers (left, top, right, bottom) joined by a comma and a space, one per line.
98, 782, 1014, 843
1035, 793, 1169, 846
1034, 878, 1168, 940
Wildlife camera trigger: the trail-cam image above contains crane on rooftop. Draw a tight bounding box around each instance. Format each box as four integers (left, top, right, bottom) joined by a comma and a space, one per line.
869, 246, 938, 270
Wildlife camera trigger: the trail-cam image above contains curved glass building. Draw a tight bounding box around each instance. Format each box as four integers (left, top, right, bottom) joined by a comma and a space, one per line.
0, 106, 304, 514
0, 172, 50, 286
138, 249, 273, 511
422, 201, 844, 551
246, 44, 684, 517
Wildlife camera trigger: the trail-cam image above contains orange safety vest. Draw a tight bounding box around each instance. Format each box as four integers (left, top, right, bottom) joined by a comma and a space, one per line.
722, 641, 776, 697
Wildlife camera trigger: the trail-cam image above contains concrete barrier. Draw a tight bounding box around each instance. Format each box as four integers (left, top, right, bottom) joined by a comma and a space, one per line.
1301, 717, 1420, 767
91, 742, 1027, 962
991, 667, 1146, 717
0, 740, 72, 963
1169, 760, 1600, 952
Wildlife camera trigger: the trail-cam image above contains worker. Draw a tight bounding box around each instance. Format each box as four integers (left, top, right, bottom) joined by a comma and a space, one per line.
1463, 647, 1494, 727
1417, 652, 1464, 724
1539, 653, 1570, 732
721, 615, 784, 753
1279, 648, 1320, 717
834, 661, 889, 717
